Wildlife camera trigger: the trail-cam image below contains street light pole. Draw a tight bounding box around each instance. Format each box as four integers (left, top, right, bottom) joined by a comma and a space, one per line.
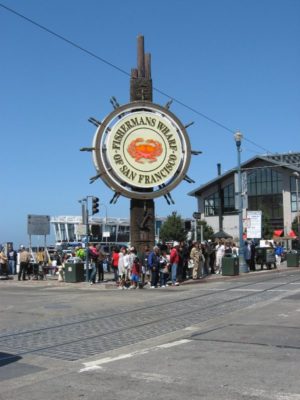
234, 131, 249, 273
293, 172, 300, 237
100, 203, 108, 246
79, 197, 90, 282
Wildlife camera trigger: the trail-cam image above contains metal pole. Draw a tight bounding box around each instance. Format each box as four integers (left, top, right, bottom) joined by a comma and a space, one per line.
294, 173, 300, 236
79, 198, 90, 282
100, 203, 108, 245
235, 132, 249, 273
85, 204, 89, 282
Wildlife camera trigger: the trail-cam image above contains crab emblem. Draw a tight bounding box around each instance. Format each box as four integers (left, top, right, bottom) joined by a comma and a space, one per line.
127, 138, 163, 163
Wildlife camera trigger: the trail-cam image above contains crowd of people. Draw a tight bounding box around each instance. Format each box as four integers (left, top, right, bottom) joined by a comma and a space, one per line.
0, 239, 285, 286
80, 239, 285, 288
81, 239, 283, 288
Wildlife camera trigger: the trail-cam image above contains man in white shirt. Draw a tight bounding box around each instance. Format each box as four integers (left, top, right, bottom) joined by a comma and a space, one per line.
215, 240, 225, 274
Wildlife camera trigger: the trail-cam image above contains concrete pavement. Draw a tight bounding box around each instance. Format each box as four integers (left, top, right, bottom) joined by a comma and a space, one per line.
0, 265, 300, 399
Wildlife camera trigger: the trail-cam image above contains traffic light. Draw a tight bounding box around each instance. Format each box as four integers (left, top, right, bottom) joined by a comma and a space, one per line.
184, 220, 192, 231
92, 197, 99, 215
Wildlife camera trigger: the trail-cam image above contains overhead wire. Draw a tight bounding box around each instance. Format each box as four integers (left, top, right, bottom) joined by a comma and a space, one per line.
0, 2, 272, 154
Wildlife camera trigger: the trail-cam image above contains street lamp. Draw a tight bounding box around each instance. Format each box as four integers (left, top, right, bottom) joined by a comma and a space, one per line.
293, 172, 300, 237
234, 131, 249, 273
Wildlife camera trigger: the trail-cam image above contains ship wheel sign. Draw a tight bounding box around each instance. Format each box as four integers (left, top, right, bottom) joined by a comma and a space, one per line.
90, 101, 192, 200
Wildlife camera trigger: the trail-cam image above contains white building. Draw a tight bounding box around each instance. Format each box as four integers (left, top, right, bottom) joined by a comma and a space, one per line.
50, 215, 131, 245
50, 215, 193, 246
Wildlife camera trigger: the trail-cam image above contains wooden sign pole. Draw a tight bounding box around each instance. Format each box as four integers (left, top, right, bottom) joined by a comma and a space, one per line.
130, 35, 155, 255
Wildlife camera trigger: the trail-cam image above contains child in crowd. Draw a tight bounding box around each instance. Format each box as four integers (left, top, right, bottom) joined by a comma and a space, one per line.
130, 256, 141, 289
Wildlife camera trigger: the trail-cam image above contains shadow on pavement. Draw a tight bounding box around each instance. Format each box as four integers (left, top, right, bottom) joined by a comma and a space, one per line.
0, 352, 22, 367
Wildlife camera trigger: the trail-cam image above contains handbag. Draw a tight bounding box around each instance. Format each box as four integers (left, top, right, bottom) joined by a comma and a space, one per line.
160, 263, 169, 274
188, 259, 194, 269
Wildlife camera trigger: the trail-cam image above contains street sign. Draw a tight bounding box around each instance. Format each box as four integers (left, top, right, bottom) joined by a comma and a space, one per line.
27, 215, 50, 236
246, 210, 262, 239
77, 224, 87, 236
193, 212, 201, 219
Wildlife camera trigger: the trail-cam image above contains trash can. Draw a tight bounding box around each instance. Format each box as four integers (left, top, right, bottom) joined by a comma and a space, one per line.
255, 247, 276, 270
222, 255, 239, 276
286, 253, 299, 268
64, 258, 85, 282
265, 248, 276, 268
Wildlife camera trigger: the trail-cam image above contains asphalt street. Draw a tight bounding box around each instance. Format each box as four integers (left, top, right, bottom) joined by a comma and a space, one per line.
0, 265, 300, 400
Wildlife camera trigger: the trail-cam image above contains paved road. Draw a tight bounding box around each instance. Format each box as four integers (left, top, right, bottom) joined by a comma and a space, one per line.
0, 266, 300, 399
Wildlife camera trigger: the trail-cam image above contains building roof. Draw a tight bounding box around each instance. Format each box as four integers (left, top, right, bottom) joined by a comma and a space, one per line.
188, 152, 300, 197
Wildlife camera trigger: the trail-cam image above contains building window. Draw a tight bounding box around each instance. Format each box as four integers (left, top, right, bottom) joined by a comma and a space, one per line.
222, 183, 235, 213
59, 223, 67, 241
247, 168, 283, 220
248, 194, 283, 219
247, 168, 282, 196
204, 192, 219, 216
291, 176, 300, 212
116, 225, 129, 242
67, 224, 75, 242
109, 225, 117, 242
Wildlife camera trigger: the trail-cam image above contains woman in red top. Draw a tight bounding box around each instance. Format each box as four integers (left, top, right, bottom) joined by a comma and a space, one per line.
111, 247, 119, 282
170, 241, 180, 286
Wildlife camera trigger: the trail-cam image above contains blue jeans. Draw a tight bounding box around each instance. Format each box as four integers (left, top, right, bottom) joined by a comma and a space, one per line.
89, 262, 97, 283
8, 260, 16, 275
113, 267, 119, 281
160, 271, 168, 286
171, 263, 177, 284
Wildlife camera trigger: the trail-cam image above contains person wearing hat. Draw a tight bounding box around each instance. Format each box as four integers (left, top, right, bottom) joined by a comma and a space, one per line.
18, 245, 31, 281
170, 241, 180, 286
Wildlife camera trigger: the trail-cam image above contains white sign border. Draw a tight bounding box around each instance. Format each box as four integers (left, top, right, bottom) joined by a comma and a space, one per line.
92, 101, 191, 200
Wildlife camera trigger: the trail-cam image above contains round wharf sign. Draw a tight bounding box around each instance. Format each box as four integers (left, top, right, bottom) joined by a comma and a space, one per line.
92, 101, 191, 200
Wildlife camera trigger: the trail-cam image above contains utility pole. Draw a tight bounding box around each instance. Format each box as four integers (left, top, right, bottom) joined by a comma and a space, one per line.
234, 131, 248, 273
80, 197, 90, 282
130, 36, 155, 256
293, 172, 300, 237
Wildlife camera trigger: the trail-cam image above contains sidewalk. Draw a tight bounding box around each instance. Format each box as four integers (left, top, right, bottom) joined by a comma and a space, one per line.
183, 259, 291, 286
0, 261, 296, 290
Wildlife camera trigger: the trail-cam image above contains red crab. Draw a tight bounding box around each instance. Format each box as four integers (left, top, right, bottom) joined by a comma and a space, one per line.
127, 138, 163, 163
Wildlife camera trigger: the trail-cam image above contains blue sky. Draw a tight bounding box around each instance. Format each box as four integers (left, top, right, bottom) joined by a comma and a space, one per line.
1, 0, 299, 247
